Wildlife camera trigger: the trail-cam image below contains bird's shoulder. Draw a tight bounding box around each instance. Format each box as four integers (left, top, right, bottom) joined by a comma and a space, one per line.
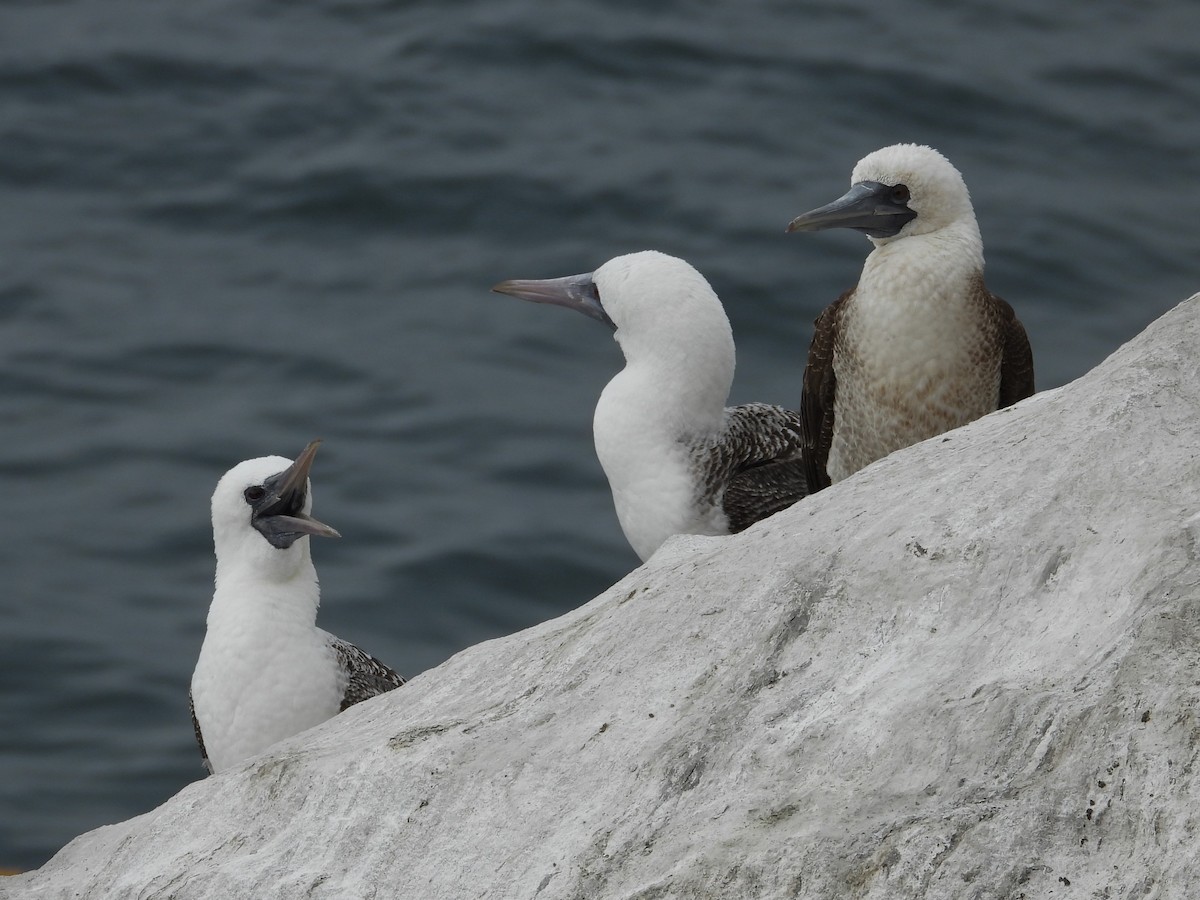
800, 290, 852, 493
188, 689, 214, 775
328, 636, 407, 712
718, 403, 805, 466
972, 274, 1035, 406
699, 403, 808, 533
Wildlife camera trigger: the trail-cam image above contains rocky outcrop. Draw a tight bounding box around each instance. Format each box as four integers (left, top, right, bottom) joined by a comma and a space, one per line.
8, 295, 1200, 899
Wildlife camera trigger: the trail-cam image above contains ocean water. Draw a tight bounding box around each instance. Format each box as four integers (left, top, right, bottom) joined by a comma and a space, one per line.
1, 0, 1198, 871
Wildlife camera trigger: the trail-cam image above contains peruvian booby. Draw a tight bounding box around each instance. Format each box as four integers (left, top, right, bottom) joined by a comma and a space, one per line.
786, 143, 1034, 491
189, 440, 404, 774
493, 250, 808, 562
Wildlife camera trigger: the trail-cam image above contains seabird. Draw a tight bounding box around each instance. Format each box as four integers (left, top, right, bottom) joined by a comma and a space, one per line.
493, 250, 808, 562
786, 143, 1034, 491
189, 440, 404, 774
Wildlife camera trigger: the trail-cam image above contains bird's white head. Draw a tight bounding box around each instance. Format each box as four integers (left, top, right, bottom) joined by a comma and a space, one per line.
592, 251, 733, 365
210, 440, 340, 580
788, 143, 977, 247
851, 144, 974, 241
494, 249, 734, 375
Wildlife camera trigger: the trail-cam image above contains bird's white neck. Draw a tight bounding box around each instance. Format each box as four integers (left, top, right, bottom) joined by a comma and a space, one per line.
592, 332, 735, 561
208, 546, 321, 634
862, 218, 983, 299
851, 219, 986, 360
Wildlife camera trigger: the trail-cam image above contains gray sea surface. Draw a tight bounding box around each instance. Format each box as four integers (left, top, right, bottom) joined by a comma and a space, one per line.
1, 0, 1198, 870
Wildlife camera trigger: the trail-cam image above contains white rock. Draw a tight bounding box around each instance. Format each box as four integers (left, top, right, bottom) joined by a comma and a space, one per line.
8, 295, 1200, 899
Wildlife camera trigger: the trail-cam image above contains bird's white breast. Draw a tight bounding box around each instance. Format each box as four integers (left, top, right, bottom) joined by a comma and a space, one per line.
191, 576, 343, 772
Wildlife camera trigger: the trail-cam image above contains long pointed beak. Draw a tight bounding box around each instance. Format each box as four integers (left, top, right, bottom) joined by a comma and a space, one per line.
258, 512, 340, 540
786, 180, 917, 239
273, 439, 322, 506
255, 440, 340, 546
492, 272, 616, 331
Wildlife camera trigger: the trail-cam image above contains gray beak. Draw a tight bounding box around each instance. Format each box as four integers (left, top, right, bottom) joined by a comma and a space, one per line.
492, 272, 617, 331
786, 180, 917, 239
252, 440, 341, 549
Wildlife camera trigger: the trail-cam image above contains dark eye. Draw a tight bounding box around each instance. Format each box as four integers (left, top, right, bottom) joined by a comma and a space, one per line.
243, 486, 267, 504
891, 183, 911, 204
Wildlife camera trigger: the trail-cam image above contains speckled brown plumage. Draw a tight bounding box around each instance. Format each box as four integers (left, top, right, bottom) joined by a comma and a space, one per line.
800, 275, 1033, 493
692, 402, 809, 533
332, 638, 406, 712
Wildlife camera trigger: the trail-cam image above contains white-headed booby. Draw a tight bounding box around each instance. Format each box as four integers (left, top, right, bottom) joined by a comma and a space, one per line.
493, 250, 808, 562
786, 143, 1035, 490
189, 440, 404, 774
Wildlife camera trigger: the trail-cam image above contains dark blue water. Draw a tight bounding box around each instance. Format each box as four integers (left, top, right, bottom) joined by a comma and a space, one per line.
2, 0, 1198, 870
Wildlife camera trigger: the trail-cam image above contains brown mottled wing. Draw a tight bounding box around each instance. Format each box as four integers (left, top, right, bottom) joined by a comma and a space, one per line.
711, 403, 809, 533
991, 292, 1035, 407
331, 637, 406, 712
189, 689, 213, 775
800, 293, 849, 493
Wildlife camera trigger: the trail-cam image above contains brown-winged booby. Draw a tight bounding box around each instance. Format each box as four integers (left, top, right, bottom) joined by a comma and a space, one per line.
786, 143, 1035, 492
493, 250, 808, 562
189, 440, 404, 774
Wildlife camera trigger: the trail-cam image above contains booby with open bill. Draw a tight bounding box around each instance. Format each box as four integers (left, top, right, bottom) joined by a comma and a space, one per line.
189, 440, 404, 774
786, 143, 1035, 492
493, 250, 808, 562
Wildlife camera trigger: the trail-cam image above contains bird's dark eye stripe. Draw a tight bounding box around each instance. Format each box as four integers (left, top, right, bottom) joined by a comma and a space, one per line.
244, 486, 267, 503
